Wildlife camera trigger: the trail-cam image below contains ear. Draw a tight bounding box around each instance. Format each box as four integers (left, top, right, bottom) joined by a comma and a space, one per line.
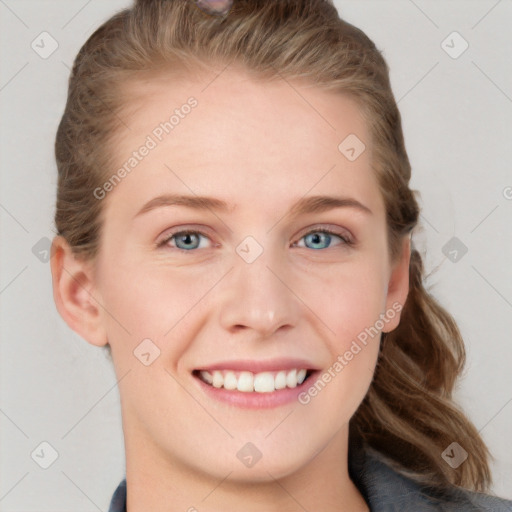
50, 235, 108, 347
383, 235, 411, 333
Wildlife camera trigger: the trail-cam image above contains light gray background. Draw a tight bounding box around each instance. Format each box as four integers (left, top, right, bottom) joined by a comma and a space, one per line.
1, 0, 511, 510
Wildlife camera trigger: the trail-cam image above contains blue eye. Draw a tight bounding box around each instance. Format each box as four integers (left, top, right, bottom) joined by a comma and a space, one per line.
160, 231, 211, 251
295, 229, 352, 250
158, 227, 353, 252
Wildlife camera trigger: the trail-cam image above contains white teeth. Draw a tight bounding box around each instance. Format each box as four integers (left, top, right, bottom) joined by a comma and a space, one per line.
237, 371, 254, 392
223, 371, 238, 390
198, 368, 310, 393
200, 370, 213, 385
212, 371, 224, 388
286, 369, 297, 388
274, 371, 287, 390
254, 372, 274, 392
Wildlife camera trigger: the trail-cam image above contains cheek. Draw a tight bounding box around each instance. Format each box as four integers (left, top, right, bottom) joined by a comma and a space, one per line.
299, 254, 388, 350
96, 255, 222, 372
297, 263, 386, 416
98, 252, 195, 332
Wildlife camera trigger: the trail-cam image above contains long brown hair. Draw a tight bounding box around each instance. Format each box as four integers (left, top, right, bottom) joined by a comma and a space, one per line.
54, 0, 493, 493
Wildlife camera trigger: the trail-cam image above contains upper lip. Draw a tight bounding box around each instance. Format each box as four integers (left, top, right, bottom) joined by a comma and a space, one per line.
194, 358, 321, 373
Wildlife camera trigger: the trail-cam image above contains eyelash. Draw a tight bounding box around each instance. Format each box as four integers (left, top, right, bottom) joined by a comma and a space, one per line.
156, 226, 354, 252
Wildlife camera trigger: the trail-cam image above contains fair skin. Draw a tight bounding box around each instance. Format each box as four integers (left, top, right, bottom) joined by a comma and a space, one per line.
51, 65, 410, 512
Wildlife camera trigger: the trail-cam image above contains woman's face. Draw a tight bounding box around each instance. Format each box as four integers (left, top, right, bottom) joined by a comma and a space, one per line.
87, 66, 409, 482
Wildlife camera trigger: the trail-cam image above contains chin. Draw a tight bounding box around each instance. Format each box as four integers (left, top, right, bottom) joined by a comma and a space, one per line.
224, 458, 307, 485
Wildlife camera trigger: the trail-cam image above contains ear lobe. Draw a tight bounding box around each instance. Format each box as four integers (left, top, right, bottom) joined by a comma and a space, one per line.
50, 235, 108, 347
383, 235, 411, 333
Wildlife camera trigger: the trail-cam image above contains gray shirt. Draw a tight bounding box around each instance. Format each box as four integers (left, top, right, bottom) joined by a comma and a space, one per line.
108, 438, 512, 511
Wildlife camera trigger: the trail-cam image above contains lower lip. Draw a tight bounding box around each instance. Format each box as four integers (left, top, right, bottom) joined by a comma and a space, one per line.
193, 371, 320, 409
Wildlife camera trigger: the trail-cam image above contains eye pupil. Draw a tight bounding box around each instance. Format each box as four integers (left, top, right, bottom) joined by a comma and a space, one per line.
176, 232, 200, 250
305, 231, 332, 249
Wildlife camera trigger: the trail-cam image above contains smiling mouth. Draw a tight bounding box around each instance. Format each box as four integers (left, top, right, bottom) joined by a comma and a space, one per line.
192, 368, 314, 393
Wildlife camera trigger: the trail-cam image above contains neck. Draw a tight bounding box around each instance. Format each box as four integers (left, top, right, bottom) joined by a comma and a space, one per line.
123, 422, 369, 512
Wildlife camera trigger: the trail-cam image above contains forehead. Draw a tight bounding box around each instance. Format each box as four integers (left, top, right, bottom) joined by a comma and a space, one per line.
117, 64, 370, 147
106, 66, 383, 219
120, 65, 368, 137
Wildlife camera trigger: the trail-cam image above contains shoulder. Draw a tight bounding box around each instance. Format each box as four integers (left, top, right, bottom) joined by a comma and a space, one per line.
349, 440, 512, 511
108, 478, 126, 512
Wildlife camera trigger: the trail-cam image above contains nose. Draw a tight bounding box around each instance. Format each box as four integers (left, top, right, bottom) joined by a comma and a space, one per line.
218, 251, 301, 339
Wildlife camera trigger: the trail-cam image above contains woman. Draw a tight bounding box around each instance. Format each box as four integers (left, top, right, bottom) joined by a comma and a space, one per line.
50, 0, 512, 510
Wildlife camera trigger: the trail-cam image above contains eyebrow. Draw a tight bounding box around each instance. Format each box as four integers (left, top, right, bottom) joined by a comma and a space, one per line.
134, 193, 373, 218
